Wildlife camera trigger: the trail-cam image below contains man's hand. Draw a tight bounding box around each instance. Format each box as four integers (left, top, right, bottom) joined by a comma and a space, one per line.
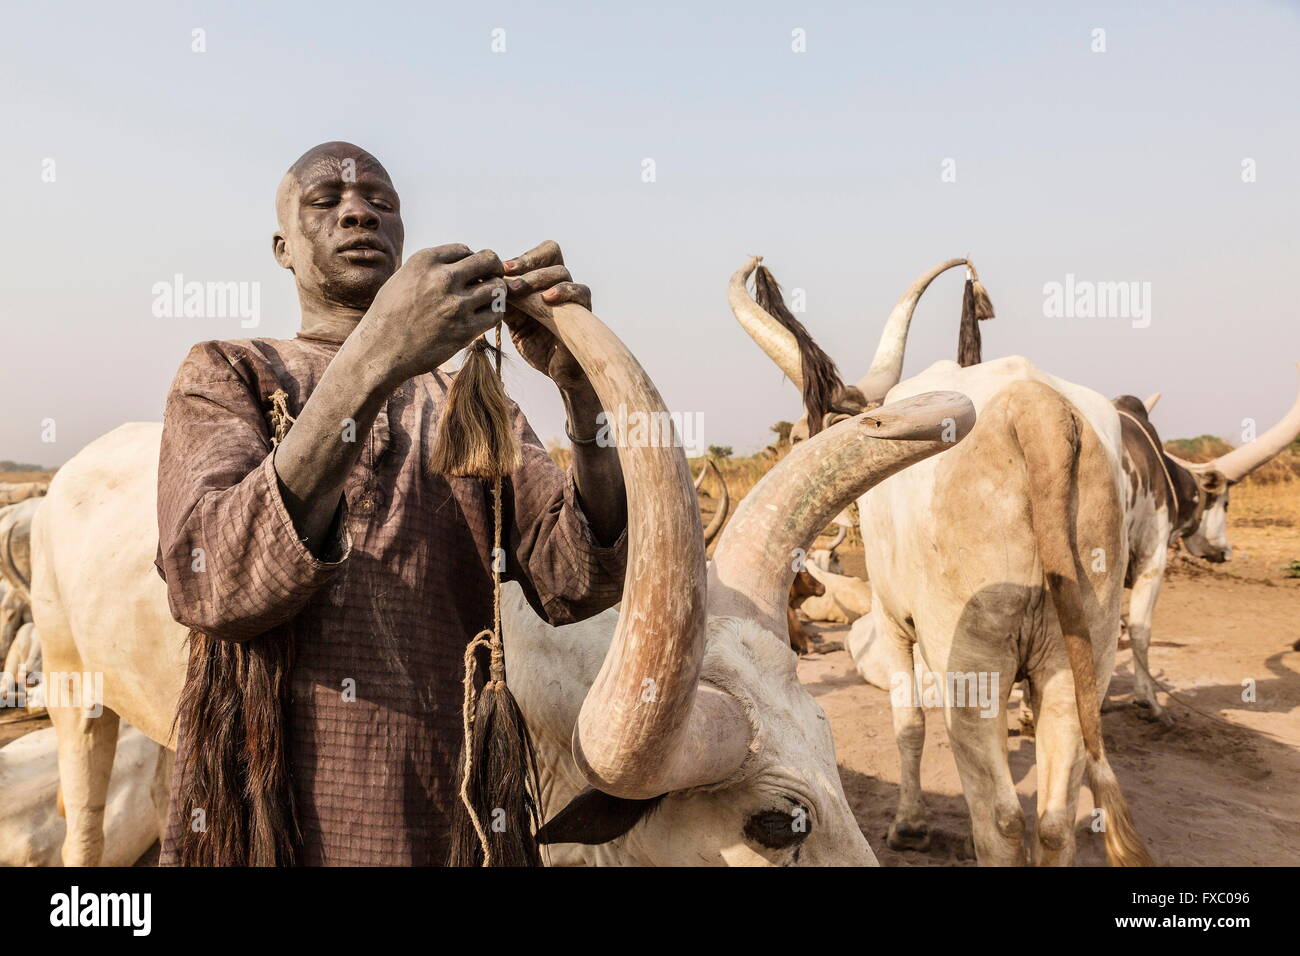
503, 240, 592, 391
357, 243, 507, 387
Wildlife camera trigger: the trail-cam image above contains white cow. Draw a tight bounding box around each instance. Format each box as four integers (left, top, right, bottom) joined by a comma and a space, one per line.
0, 724, 167, 867
731, 259, 1151, 866
0, 482, 48, 508
0, 498, 43, 712
32, 295, 975, 866
799, 561, 872, 624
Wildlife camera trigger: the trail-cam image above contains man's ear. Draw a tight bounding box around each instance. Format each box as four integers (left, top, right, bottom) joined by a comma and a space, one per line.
535, 787, 665, 846
272, 232, 294, 270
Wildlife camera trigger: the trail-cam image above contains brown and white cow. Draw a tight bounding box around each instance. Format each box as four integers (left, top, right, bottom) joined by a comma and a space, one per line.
1113, 373, 1300, 717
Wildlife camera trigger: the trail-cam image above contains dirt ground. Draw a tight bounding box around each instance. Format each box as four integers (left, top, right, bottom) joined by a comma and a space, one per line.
803, 525, 1300, 866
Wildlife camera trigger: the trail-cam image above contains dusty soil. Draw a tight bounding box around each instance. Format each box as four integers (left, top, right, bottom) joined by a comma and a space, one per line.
802, 531, 1300, 866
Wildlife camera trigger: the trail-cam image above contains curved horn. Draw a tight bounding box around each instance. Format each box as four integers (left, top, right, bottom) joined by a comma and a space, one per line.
709, 391, 976, 627
1210, 363, 1300, 482
702, 458, 730, 547
511, 293, 749, 799
693, 462, 708, 492
856, 259, 972, 405
1143, 392, 1162, 413
824, 523, 847, 552
728, 255, 803, 387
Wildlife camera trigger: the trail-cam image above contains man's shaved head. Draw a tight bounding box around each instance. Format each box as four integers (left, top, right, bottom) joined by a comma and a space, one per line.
275, 142, 394, 231
272, 141, 404, 312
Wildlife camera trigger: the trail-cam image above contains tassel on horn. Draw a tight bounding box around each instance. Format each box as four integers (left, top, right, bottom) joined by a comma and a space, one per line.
428, 339, 522, 479
957, 263, 995, 368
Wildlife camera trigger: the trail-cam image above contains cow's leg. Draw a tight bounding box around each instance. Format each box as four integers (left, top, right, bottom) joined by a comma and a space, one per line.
882, 623, 929, 851
48, 696, 120, 867
1126, 552, 1166, 718
1025, 666, 1085, 865
945, 654, 1025, 866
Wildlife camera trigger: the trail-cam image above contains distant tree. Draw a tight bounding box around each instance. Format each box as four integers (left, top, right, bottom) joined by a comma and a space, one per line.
770, 421, 793, 446
707, 445, 733, 461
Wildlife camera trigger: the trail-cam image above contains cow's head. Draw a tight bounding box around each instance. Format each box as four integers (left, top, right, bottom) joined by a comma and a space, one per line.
1180, 467, 1231, 562
500, 305, 976, 865
522, 611, 875, 866
1168, 365, 1300, 564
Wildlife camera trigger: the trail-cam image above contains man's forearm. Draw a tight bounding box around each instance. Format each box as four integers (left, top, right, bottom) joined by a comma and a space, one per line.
562, 383, 627, 546
272, 345, 394, 554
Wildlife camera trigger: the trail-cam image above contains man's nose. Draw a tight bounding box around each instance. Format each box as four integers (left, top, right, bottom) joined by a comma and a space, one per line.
337, 196, 379, 230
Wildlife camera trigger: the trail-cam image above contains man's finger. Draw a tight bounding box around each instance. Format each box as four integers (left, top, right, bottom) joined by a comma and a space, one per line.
422, 243, 473, 264
540, 282, 592, 309
457, 311, 501, 349
447, 248, 505, 287
501, 306, 538, 334
465, 276, 509, 313
503, 239, 563, 275
504, 265, 571, 296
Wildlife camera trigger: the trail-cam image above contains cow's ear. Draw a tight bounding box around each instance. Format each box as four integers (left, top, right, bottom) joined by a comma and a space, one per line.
1198, 469, 1230, 494
535, 787, 665, 845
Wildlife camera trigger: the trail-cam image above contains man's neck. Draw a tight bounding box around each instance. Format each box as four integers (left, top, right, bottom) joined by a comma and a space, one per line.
296, 290, 367, 344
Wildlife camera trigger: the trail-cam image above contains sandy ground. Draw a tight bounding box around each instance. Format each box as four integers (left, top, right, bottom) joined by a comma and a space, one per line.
803, 533, 1300, 866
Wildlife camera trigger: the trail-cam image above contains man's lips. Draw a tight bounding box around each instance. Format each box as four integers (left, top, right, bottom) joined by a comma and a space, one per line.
336, 239, 389, 260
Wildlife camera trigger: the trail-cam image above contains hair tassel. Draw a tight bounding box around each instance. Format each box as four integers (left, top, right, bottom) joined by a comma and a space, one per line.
428, 338, 522, 479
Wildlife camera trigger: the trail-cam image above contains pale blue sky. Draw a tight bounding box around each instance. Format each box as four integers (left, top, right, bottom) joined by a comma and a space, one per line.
2, 0, 1298, 465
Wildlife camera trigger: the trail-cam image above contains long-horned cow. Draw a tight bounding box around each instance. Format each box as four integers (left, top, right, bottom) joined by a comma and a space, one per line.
1113, 374, 1300, 717
730, 257, 1152, 866
31, 292, 975, 866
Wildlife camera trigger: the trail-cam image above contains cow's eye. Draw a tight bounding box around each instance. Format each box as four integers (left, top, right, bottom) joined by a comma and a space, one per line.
744, 806, 811, 849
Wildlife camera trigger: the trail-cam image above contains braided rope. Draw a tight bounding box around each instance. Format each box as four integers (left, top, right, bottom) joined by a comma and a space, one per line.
457, 322, 510, 867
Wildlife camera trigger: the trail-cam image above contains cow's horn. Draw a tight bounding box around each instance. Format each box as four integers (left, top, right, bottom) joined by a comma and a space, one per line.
856, 259, 971, 405
1208, 363, 1300, 482
702, 457, 730, 547
728, 255, 804, 387
510, 293, 750, 800
709, 390, 976, 628
1143, 392, 1162, 413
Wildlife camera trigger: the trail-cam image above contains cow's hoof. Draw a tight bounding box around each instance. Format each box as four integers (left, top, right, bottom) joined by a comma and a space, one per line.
957, 835, 976, 861
887, 822, 931, 852
1133, 701, 1167, 723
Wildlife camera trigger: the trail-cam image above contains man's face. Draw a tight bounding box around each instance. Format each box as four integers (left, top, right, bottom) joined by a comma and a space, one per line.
274, 147, 405, 310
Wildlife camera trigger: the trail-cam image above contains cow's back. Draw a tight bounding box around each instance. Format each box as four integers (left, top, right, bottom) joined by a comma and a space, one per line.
860, 357, 1125, 657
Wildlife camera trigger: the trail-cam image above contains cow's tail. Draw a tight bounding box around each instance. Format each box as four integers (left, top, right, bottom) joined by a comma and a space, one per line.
1011, 383, 1153, 867
0, 505, 31, 603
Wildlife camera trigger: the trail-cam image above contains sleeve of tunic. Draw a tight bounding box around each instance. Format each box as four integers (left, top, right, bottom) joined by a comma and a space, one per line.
505, 409, 627, 627
155, 342, 351, 642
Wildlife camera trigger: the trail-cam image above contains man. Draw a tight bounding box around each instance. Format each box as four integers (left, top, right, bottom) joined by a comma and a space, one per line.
154, 142, 627, 866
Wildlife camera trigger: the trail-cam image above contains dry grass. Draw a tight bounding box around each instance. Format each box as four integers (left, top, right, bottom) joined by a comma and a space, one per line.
0, 471, 55, 484
1230, 481, 1300, 529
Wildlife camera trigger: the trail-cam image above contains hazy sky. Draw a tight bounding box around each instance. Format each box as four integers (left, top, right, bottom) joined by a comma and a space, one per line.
3, 0, 1298, 466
